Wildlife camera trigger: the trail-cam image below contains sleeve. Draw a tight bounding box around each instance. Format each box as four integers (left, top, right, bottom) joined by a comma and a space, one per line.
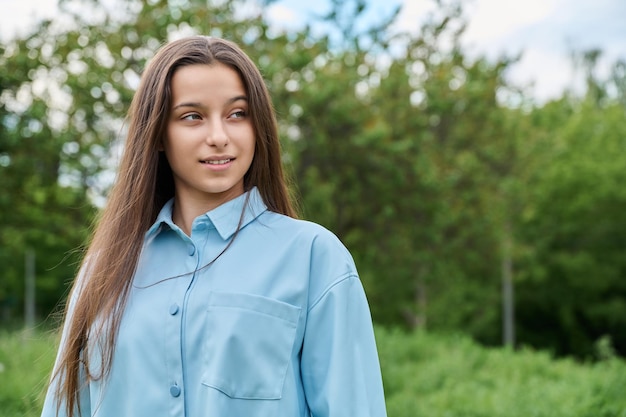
300, 274, 387, 417
41, 271, 92, 417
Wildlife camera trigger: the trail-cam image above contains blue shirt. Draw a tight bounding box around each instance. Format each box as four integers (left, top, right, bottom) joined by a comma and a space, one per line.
42, 187, 387, 417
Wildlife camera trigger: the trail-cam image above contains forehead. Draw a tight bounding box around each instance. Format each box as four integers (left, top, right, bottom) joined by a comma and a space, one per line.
170, 63, 246, 101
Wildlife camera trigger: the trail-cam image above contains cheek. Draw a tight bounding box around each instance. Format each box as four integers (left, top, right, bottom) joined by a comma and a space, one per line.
246, 141, 259, 173
161, 126, 173, 153
247, 128, 257, 155
161, 127, 179, 156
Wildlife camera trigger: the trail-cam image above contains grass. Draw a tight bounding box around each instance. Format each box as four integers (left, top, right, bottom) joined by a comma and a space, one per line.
0, 328, 58, 417
377, 327, 626, 417
1, 326, 626, 416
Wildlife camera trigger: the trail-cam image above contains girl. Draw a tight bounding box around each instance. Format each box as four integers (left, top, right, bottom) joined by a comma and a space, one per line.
42, 36, 387, 417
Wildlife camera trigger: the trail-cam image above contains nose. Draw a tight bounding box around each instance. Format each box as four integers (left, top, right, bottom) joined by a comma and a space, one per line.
205, 117, 229, 148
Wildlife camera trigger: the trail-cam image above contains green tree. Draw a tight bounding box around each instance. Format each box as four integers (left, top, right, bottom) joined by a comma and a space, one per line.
517, 92, 626, 357
3, 0, 624, 360
0, 40, 94, 323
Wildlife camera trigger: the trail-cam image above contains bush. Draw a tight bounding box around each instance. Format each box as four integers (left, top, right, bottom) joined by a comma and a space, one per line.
1, 327, 625, 416
376, 327, 626, 417
0, 329, 57, 417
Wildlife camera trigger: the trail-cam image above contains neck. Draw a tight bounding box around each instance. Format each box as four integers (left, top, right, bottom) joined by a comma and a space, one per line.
172, 190, 244, 236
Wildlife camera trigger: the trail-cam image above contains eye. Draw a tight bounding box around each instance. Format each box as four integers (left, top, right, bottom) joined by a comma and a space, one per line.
181, 113, 202, 121
229, 110, 247, 119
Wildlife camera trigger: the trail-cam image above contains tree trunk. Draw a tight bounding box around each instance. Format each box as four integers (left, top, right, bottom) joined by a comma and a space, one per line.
502, 220, 515, 347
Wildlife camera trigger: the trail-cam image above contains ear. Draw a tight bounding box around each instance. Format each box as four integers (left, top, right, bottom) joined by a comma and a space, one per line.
157, 137, 165, 152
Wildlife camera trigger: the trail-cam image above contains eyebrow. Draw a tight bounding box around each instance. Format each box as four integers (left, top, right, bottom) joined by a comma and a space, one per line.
172, 95, 248, 111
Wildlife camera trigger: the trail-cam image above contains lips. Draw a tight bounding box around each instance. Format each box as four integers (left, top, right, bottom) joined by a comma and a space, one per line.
199, 156, 235, 165
201, 159, 232, 165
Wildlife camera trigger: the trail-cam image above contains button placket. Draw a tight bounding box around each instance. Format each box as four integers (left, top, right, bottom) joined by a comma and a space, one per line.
164, 252, 190, 416
164, 222, 206, 412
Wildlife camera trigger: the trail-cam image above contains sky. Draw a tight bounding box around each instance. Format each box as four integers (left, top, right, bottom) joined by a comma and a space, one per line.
1, 0, 625, 102
265, 0, 626, 101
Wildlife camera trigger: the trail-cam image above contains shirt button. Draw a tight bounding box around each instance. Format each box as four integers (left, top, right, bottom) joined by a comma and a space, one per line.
169, 304, 179, 315
188, 245, 195, 256
170, 384, 181, 397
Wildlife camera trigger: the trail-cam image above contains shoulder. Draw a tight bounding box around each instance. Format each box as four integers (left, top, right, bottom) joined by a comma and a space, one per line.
258, 210, 359, 289
260, 211, 351, 254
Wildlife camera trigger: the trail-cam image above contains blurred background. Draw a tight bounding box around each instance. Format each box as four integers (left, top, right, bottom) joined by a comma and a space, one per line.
1, 0, 625, 415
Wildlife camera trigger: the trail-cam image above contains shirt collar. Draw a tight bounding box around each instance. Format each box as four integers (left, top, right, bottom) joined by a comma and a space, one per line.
146, 187, 268, 240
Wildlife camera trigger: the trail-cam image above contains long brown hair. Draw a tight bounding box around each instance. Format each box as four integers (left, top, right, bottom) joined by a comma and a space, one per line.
52, 36, 297, 416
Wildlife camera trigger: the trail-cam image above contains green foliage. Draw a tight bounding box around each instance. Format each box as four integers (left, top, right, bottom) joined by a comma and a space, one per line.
1, 0, 625, 360
377, 327, 626, 417
0, 37, 95, 320
517, 95, 626, 357
2, 328, 626, 416
0, 330, 58, 417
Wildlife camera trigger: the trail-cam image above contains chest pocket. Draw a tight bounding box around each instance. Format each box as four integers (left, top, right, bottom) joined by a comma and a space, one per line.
202, 291, 301, 400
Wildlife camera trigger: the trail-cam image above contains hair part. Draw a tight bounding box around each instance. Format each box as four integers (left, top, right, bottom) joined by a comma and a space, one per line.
51, 36, 297, 417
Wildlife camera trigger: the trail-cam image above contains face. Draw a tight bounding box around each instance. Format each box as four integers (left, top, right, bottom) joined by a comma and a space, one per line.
164, 63, 255, 210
